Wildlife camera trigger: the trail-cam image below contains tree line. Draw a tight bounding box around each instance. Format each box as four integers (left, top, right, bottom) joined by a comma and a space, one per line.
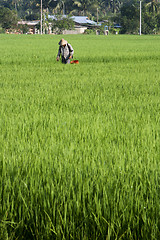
0, 0, 160, 34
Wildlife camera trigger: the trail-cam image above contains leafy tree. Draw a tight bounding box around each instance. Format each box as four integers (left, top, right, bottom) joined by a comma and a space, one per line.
0, 0, 11, 9
64, 0, 75, 14
0, 6, 18, 29
0, 0, 23, 12
21, 0, 39, 20
120, 1, 140, 33
52, 15, 74, 33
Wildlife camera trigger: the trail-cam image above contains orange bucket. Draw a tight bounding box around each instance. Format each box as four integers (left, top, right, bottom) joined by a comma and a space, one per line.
71, 60, 79, 64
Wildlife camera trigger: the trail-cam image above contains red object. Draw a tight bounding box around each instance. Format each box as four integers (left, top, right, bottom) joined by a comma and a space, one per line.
71, 60, 79, 64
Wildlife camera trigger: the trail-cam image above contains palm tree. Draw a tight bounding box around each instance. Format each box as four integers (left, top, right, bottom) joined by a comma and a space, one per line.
12, 0, 23, 11
52, 0, 65, 15
98, 0, 109, 16
146, 0, 160, 15
110, 0, 122, 13
97, 0, 122, 16
73, 0, 97, 15
52, 0, 74, 15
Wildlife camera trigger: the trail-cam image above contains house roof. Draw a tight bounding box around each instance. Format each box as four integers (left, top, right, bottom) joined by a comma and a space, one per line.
48, 15, 67, 20
48, 15, 99, 26
114, 24, 122, 28
18, 20, 40, 26
70, 16, 98, 26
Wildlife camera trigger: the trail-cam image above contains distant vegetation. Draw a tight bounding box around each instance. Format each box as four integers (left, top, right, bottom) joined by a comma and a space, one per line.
1, 0, 160, 34
1, 34, 160, 239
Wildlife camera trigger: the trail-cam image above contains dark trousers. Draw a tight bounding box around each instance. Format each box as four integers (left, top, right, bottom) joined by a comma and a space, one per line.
62, 57, 70, 64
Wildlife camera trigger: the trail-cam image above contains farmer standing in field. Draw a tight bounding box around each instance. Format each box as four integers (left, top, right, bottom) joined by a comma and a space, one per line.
56, 39, 74, 64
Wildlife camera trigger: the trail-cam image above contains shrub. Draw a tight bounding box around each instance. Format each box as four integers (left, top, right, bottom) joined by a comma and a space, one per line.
84, 28, 96, 35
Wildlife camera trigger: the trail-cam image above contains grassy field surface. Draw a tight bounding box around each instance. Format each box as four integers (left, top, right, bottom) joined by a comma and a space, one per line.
0, 34, 160, 239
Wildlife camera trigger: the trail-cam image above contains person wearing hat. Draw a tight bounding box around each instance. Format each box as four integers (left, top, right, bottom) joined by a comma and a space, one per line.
56, 39, 74, 64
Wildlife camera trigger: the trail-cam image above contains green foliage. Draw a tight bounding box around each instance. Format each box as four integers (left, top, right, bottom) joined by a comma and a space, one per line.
109, 27, 120, 34
84, 28, 96, 34
146, 0, 160, 15
19, 23, 29, 34
52, 15, 74, 34
1, 0, 160, 34
73, 0, 98, 15
1, 34, 160, 239
0, 6, 18, 29
156, 13, 160, 29
119, 0, 160, 34
120, 1, 140, 34
142, 13, 157, 34
0, 26, 5, 33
